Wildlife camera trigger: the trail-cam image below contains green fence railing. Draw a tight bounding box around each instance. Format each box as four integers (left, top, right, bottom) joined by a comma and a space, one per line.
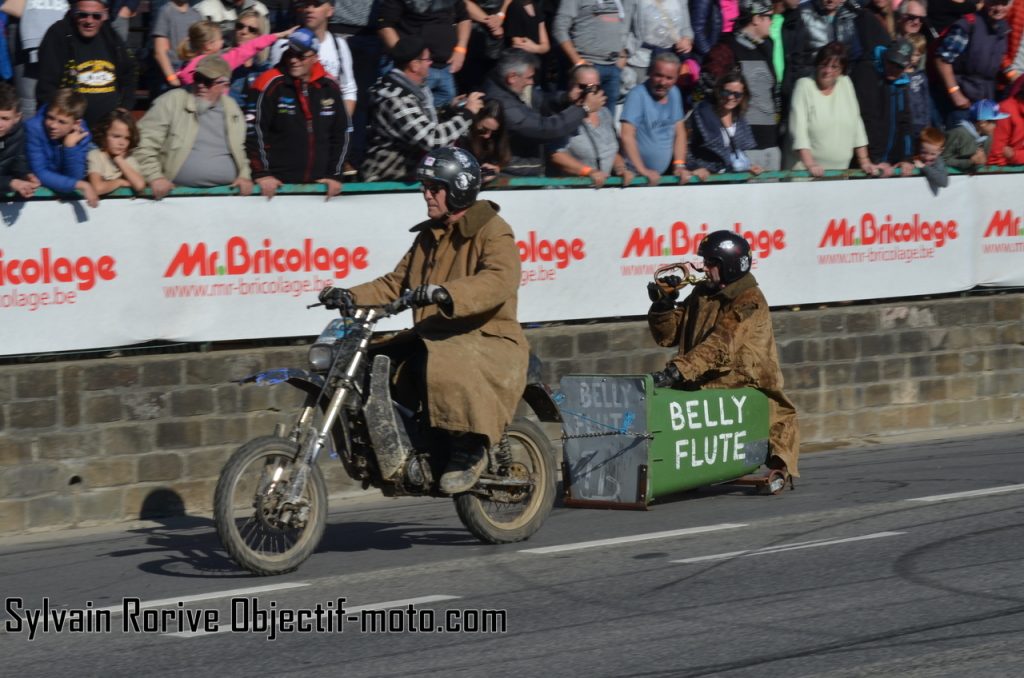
17, 163, 1024, 202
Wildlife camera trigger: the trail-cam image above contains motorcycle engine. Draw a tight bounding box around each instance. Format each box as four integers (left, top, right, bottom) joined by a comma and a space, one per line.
403, 453, 434, 490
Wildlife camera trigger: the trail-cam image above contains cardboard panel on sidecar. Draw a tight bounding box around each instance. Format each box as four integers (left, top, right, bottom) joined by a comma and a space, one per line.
558, 375, 770, 509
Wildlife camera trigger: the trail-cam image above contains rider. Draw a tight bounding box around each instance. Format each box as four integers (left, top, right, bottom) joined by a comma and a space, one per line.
646, 230, 800, 477
318, 147, 529, 494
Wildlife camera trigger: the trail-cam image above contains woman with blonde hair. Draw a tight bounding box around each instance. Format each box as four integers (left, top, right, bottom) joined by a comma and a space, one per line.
175, 19, 295, 86
228, 9, 274, 105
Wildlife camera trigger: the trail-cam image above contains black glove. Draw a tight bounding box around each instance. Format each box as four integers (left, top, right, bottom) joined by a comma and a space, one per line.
647, 275, 681, 310
318, 286, 355, 314
650, 363, 681, 388
410, 284, 451, 310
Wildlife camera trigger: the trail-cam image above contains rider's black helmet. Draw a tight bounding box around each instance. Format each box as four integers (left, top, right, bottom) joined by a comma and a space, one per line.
697, 230, 752, 284
415, 147, 482, 212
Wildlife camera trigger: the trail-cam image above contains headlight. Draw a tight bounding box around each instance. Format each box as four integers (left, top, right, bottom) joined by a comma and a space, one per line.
308, 342, 334, 371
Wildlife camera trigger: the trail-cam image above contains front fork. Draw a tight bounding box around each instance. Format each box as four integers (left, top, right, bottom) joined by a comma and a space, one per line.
280, 309, 379, 507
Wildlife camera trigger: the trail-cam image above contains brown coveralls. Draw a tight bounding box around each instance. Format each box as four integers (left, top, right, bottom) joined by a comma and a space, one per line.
648, 273, 800, 476
349, 200, 529, 448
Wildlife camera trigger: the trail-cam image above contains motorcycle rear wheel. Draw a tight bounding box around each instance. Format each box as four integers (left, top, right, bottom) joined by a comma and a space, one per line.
454, 418, 556, 544
214, 436, 327, 576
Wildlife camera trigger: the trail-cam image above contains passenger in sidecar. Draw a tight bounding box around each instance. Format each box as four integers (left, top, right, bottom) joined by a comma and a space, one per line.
646, 230, 800, 477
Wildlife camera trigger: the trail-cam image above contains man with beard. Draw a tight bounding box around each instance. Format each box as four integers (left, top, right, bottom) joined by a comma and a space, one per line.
136, 55, 253, 199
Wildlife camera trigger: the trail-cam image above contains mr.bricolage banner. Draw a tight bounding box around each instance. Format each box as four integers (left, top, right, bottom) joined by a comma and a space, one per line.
0, 174, 1018, 356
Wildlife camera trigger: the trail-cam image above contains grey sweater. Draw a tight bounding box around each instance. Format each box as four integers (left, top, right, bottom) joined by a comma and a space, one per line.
553, 0, 637, 65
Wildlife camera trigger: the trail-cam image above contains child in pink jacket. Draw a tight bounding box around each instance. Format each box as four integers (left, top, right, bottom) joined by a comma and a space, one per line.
175, 20, 296, 86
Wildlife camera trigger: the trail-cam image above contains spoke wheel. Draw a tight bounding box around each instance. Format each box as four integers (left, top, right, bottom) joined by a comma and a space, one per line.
454, 418, 556, 544
214, 436, 327, 576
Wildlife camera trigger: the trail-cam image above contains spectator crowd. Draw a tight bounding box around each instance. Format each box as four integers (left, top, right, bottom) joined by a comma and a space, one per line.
1, 0, 1024, 202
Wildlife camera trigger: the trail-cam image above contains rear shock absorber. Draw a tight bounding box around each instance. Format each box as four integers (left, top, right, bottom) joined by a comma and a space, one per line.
494, 430, 513, 471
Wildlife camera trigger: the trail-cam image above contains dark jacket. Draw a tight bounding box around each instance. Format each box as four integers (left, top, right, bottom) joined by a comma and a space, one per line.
0, 123, 31, 194
36, 11, 137, 129
689, 0, 723, 59
705, 30, 780, 150
482, 73, 586, 176
853, 44, 914, 164
378, 0, 469, 66
783, 0, 861, 102
25, 105, 92, 194
686, 100, 757, 173
246, 61, 350, 183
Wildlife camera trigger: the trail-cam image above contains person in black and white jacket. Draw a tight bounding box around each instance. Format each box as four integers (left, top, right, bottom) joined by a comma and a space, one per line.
360, 36, 483, 182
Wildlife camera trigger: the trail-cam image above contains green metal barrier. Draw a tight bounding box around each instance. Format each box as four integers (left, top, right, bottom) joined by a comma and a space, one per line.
559, 375, 770, 508
19, 164, 1024, 201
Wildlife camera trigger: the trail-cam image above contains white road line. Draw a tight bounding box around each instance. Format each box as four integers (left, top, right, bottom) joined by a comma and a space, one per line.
671, 531, 906, 564
93, 583, 310, 614
906, 484, 1024, 503
166, 594, 460, 638
519, 523, 748, 555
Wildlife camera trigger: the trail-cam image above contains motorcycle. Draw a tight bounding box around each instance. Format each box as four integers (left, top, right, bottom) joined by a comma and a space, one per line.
214, 293, 560, 576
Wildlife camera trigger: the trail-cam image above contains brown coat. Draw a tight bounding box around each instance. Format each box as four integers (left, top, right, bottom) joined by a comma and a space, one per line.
349, 200, 529, 447
648, 274, 801, 476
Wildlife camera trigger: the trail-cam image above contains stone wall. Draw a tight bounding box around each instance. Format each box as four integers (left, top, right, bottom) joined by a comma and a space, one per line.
1, 292, 1021, 534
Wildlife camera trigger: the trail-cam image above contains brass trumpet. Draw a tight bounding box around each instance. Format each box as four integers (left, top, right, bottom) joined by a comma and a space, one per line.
652, 262, 707, 295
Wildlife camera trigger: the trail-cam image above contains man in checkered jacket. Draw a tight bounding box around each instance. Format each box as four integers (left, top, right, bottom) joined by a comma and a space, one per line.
360, 36, 484, 182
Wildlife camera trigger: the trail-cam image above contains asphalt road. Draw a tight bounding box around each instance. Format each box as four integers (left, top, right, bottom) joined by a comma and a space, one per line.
2, 429, 1023, 677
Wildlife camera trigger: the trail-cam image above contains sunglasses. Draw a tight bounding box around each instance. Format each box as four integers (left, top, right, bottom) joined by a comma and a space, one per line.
720, 89, 745, 99
194, 73, 229, 87
422, 182, 445, 195
235, 23, 260, 33
284, 49, 316, 61
74, 10, 105, 20
901, 14, 925, 21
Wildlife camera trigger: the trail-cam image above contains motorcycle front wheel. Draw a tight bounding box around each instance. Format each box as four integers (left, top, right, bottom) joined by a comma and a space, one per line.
454, 418, 556, 544
214, 436, 327, 576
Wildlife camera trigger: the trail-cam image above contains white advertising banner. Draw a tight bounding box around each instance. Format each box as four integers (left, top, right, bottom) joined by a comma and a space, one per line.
0, 175, 1018, 356
968, 174, 1024, 286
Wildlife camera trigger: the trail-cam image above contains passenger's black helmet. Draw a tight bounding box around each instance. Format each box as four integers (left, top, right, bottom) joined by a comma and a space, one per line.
697, 230, 752, 284
416, 147, 482, 212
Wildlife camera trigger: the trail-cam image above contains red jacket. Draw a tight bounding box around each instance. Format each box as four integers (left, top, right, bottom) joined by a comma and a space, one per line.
1002, 3, 1024, 78
245, 61, 349, 183
987, 95, 1024, 166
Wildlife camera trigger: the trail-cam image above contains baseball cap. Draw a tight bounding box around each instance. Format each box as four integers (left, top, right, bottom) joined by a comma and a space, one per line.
885, 38, 914, 69
195, 55, 231, 81
970, 99, 1010, 121
391, 36, 427, 68
287, 28, 320, 55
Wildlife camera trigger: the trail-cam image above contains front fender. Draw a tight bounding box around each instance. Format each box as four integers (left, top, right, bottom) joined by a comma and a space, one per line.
236, 368, 325, 399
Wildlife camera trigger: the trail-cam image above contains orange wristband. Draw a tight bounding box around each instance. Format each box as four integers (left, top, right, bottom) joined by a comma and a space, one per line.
672, 160, 684, 166
947, 85, 960, 94
579, 165, 592, 177
453, 45, 467, 54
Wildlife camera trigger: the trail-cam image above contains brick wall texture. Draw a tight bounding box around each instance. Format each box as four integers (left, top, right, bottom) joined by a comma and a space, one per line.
1, 293, 1021, 534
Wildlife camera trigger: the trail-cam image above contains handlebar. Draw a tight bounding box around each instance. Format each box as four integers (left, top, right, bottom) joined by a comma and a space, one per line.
306, 291, 414, 317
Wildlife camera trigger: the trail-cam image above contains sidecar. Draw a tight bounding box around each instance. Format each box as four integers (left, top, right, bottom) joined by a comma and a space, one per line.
557, 375, 784, 509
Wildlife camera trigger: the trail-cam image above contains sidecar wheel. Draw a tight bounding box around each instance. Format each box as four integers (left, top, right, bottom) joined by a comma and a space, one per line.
454, 418, 556, 544
214, 436, 328, 576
